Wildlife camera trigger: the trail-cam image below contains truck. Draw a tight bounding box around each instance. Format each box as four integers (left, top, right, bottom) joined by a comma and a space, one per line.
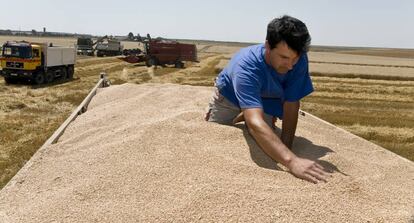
0, 41, 76, 85
120, 37, 198, 68
76, 37, 94, 56
95, 38, 123, 57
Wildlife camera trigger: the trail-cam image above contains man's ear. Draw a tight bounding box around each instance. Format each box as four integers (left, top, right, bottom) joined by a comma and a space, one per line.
264, 40, 271, 60
265, 40, 270, 50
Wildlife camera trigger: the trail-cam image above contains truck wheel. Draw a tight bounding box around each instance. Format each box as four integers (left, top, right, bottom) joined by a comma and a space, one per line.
146, 58, 157, 67
67, 66, 74, 79
45, 70, 55, 83
175, 61, 184, 68
33, 73, 45, 85
60, 67, 68, 79
4, 76, 17, 84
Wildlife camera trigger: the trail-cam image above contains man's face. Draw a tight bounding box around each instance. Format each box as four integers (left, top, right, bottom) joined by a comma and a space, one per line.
265, 41, 300, 74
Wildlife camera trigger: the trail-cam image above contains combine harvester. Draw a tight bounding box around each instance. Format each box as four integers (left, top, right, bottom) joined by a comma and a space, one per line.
120, 34, 198, 68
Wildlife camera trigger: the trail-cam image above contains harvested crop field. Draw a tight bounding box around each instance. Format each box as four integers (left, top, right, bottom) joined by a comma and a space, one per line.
0, 83, 413, 222
301, 77, 414, 159
0, 37, 413, 194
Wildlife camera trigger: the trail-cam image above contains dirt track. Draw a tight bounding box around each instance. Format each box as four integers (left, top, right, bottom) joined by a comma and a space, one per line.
0, 83, 413, 222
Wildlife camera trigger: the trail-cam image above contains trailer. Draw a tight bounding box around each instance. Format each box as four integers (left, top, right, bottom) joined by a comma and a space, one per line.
0, 41, 76, 84
96, 38, 123, 57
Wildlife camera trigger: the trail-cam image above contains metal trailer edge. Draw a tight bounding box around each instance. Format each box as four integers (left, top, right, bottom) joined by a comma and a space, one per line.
1, 73, 110, 190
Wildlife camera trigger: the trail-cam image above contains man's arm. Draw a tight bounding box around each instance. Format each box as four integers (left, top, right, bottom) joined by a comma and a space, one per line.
281, 101, 299, 149
243, 108, 329, 183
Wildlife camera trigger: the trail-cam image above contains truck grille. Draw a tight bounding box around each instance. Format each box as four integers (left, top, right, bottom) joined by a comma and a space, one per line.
6, 61, 24, 68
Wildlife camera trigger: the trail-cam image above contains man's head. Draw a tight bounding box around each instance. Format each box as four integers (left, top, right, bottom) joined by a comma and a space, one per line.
265, 15, 311, 74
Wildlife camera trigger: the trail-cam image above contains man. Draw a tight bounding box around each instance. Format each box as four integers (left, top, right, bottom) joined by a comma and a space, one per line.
205, 15, 329, 183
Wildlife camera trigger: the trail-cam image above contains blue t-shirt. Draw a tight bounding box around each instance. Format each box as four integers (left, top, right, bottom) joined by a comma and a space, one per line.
215, 44, 313, 118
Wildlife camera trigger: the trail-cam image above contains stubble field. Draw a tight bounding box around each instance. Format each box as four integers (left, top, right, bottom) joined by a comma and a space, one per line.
0, 35, 413, 189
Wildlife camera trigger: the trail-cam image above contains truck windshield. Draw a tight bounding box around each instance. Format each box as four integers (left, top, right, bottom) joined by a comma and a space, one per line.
77, 38, 93, 46
2, 46, 32, 58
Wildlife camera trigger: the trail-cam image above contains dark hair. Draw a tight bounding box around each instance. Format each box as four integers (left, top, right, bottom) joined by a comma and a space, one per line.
266, 15, 311, 53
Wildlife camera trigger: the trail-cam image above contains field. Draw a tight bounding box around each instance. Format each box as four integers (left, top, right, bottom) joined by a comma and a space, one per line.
0, 35, 413, 189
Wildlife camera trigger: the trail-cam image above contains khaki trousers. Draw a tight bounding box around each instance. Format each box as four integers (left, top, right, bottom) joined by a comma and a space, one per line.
205, 87, 274, 127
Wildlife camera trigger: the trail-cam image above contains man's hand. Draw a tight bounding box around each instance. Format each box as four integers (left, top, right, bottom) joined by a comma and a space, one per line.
287, 157, 329, 184
243, 108, 330, 184
232, 112, 245, 124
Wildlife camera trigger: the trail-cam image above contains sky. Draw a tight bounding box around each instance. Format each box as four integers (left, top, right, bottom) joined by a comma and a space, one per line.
1, 0, 414, 49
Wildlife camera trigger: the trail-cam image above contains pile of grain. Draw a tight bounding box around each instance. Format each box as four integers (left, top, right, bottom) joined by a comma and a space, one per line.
0, 83, 413, 222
